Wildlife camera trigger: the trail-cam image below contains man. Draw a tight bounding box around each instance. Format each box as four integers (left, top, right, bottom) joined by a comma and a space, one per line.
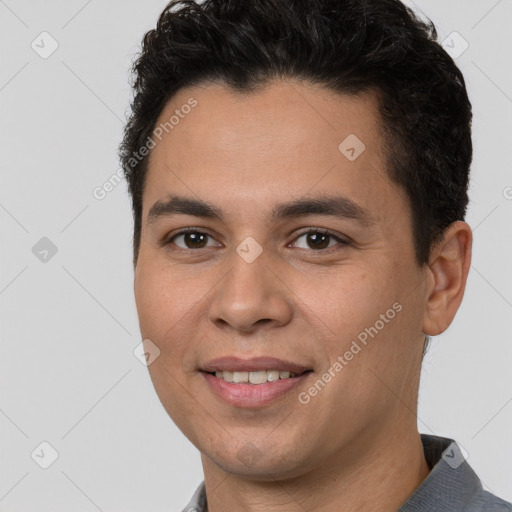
119, 0, 511, 510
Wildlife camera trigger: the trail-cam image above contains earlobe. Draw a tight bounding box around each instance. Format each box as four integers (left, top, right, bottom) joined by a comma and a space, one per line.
422, 221, 473, 336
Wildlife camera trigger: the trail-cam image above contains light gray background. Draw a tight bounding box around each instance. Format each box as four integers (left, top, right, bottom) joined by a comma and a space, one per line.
0, 1, 511, 510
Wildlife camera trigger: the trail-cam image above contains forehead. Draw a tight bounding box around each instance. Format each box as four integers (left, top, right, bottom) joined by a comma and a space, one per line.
142, 79, 408, 229
150, 79, 383, 159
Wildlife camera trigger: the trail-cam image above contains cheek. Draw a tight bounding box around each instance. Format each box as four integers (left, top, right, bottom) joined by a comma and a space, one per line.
134, 268, 164, 340
134, 265, 203, 429
302, 265, 412, 388
297, 265, 398, 346
134, 259, 215, 382
134, 265, 192, 379
135, 260, 190, 338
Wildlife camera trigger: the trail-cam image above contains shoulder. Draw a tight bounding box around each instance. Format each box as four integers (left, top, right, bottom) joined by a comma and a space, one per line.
399, 435, 511, 511
466, 489, 512, 511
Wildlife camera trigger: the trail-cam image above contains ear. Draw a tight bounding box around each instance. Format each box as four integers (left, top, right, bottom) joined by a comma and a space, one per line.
422, 221, 473, 336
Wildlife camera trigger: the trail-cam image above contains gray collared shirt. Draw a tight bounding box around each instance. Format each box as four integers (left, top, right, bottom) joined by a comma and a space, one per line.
180, 434, 511, 511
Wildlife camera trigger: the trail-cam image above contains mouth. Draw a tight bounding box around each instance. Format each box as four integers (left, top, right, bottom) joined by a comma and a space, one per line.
199, 356, 314, 407
203, 368, 313, 384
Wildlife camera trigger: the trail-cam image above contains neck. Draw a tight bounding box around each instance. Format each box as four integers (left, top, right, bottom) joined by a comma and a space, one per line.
201, 426, 430, 512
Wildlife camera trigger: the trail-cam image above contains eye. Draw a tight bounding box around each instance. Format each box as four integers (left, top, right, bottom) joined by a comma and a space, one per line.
165, 228, 220, 250
290, 229, 349, 251
164, 227, 349, 252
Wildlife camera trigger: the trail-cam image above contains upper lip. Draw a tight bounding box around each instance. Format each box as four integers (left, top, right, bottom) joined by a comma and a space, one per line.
201, 356, 312, 374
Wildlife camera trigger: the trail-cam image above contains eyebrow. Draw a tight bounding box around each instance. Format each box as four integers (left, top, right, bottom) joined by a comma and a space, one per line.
147, 194, 378, 227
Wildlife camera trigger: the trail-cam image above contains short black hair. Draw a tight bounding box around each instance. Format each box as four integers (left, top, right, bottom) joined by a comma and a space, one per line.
119, 0, 472, 271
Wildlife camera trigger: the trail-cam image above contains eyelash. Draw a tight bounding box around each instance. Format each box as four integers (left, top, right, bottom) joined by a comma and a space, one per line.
163, 227, 350, 253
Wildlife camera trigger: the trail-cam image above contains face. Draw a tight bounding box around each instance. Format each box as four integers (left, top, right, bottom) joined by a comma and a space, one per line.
134, 79, 431, 479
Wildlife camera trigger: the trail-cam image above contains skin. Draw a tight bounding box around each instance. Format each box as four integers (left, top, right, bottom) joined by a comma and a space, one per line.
133, 79, 472, 511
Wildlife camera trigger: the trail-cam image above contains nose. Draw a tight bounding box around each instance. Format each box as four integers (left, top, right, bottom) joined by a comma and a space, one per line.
208, 248, 293, 334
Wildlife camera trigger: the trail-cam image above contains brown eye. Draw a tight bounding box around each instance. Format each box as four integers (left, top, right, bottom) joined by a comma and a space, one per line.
167, 230, 219, 250
291, 229, 348, 251
305, 232, 330, 250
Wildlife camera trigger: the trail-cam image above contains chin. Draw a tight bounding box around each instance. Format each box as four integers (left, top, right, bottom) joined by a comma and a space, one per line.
203, 442, 311, 481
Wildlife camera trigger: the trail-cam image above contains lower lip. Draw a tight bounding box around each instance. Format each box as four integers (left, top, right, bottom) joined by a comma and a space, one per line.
202, 372, 312, 408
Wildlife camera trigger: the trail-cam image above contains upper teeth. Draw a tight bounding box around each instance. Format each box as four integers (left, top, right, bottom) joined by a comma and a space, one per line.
214, 370, 297, 384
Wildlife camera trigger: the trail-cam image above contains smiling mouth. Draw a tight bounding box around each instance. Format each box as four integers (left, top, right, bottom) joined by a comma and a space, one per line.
204, 369, 313, 384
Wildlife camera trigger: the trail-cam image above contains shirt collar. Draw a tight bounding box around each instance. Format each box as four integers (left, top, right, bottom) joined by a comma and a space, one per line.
398, 434, 481, 511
